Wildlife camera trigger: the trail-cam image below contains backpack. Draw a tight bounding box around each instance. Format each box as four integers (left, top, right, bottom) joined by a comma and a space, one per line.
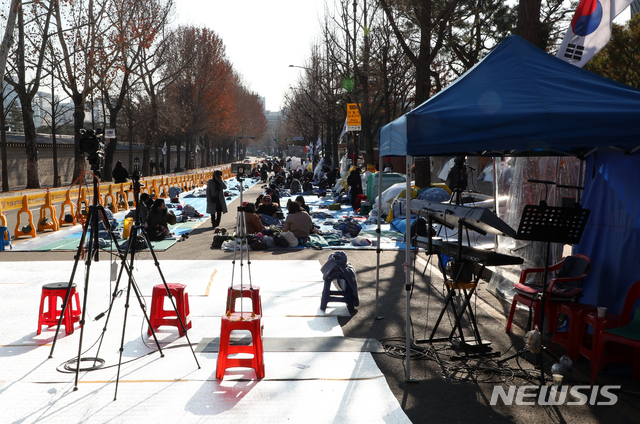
273, 235, 290, 248
212, 234, 231, 249
249, 237, 268, 250
341, 218, 362, 237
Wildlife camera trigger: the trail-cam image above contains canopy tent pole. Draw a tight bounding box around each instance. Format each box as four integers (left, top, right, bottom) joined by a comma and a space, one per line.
404, 155, 416, 382
374, 156, 385, 320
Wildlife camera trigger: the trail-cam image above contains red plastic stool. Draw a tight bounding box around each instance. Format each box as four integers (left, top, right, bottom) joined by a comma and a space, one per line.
37, 282, 81, 335
216, 312, 265, 379
552, 303, 597, 359
579, 310, 621, 374
148, 283, 191, 336
226, 284, 262, 315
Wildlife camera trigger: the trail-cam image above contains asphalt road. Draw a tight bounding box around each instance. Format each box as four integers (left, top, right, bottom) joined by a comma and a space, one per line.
1, 179, 638, 424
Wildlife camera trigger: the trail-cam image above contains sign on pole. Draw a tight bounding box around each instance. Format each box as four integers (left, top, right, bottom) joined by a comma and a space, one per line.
346, 103, 361, 131
105, 129, 116, 139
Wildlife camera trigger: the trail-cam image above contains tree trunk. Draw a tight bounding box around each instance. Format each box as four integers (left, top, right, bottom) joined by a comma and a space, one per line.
0, 101, 8, 192
166, 141, 172, 173
21, 96, 40, 189
175, 141, 182, 172
72, 101, 87, 183
517, 0, 543, 46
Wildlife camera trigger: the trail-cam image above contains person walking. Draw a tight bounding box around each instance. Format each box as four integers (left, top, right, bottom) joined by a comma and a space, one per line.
206, 170, 227, 227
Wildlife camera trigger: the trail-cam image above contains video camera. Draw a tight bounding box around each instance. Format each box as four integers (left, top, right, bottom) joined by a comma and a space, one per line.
446, 156, 469, 192
79, 128, 106, 171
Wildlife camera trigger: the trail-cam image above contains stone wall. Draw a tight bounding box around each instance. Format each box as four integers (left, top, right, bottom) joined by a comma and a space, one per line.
0, 141, 196, 190
0, 143, 132, 189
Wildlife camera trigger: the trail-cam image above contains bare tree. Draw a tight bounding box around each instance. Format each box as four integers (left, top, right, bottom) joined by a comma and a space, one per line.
97, 0, 174, 180
3, 0, 56, 188
52, 0, 121, 182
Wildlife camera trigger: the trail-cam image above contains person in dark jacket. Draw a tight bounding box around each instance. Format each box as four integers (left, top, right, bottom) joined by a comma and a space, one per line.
347, 168, 363, 207
113, 161, 129, 183
295, 195, 310, 213
256, 195, 281, 218
146, 198, 176, 240
206, 170, 228, 227
326, 168, 338, 188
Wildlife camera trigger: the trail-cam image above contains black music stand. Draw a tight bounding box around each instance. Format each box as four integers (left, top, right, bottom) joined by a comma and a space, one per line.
516, 201, 589, 385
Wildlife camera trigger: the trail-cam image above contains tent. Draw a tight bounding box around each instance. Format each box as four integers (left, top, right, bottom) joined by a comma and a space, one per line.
379, 34, 640, 380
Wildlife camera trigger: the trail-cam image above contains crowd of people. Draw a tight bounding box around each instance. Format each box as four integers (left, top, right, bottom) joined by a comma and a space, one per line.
219, 157, 351, 246
115, 154, 378, 247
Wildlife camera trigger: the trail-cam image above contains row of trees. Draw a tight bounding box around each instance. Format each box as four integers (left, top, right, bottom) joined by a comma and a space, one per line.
0, 0, 267, 191
281, 0, 582, 185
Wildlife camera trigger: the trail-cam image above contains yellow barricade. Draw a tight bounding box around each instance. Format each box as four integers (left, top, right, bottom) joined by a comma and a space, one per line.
59, 189, 77, 227
104, 185, 118, 213
14, 195, 37, 239
76, 188, 89, 224
37, 190, 60, 232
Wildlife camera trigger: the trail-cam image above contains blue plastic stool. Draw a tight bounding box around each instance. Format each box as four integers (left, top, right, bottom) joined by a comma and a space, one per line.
320, 276, 356, 313
0, 226, 11, 251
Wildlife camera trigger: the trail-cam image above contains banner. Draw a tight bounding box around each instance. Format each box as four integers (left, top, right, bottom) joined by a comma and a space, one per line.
162, 142, 167, 155
338, 116, 348, 143
557, 0, 634, 67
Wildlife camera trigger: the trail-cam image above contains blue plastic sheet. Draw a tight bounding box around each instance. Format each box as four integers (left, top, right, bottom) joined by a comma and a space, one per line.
575, 152, 640, 314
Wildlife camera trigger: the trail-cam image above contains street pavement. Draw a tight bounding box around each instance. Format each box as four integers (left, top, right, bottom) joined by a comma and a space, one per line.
1, 178, 639, 424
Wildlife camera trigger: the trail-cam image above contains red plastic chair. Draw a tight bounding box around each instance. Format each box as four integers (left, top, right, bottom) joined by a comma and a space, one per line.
506, 254, 591, 334
590, 280, 640, 385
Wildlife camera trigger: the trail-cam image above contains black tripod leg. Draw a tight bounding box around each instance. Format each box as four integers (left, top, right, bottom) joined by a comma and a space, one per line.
138, 227, 201, 369
71, 206, 100, 390
48, 214, 91, 358
92, 211, 138, 363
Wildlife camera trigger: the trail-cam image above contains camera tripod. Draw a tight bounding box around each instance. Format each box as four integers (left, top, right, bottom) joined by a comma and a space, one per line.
48, 170, 200, 400
229, 176, 255, 314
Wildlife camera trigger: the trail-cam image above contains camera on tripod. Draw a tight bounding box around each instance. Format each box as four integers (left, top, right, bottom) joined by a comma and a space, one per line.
79, 128, 106, 170
446, 156, 469, 192
231, 163, 247, 178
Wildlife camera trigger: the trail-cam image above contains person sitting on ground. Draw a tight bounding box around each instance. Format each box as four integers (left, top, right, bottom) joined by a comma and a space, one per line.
295, 195, 310, 214
146, 198, 176, 240
112, 161, 129, 184
318, 177, 327, 192
302, 177, 313, 194
266, 187, 280, 206
256, 195, 282, 219
243, 203, 266, 235
290, 178, 301, 194
136, 193, 154, 222
283, 201, 314, 242
255, 194, 264, 210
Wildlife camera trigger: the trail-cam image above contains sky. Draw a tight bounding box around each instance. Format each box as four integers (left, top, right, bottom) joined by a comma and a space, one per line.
173, 0, 329, 112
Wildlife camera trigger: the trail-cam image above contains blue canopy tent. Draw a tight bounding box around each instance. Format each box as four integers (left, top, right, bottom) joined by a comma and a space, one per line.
381, 34, 640, 381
